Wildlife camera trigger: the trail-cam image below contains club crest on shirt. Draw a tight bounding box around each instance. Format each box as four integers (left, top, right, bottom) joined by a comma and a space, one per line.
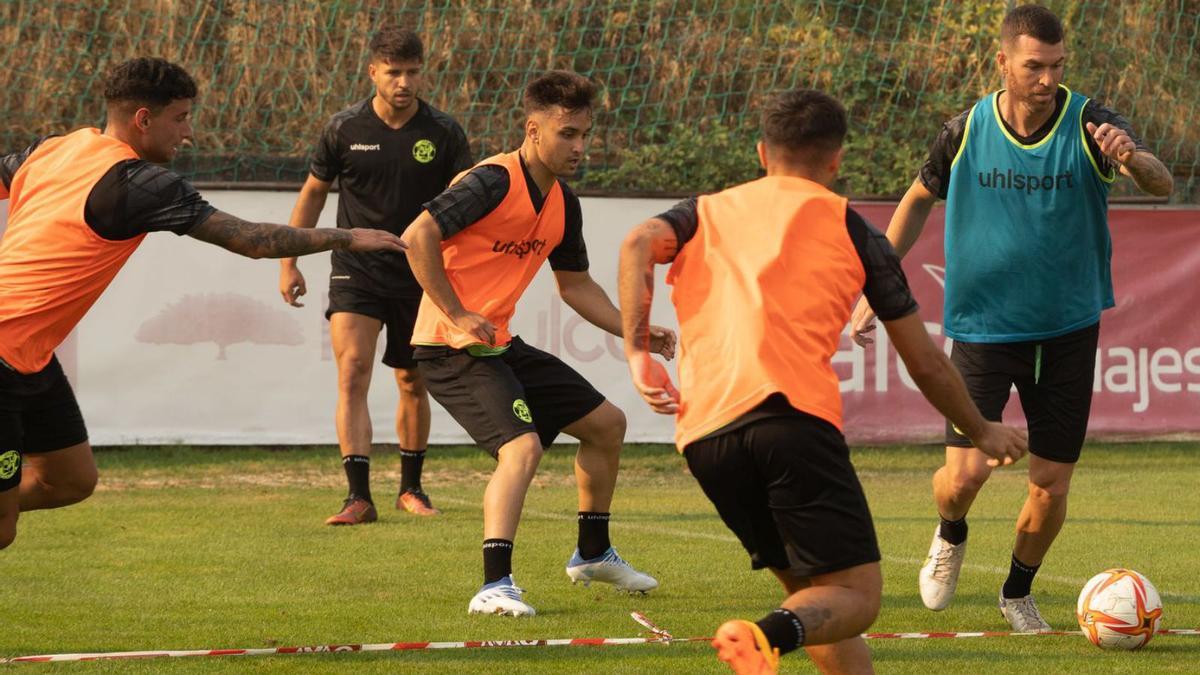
413, 139, 436, 163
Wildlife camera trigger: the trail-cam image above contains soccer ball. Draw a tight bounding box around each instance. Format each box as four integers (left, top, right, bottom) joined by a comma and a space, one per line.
1076, 568, 1163, 650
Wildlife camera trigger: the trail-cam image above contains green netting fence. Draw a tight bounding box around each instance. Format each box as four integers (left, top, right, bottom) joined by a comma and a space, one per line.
1, 0, 1197, 200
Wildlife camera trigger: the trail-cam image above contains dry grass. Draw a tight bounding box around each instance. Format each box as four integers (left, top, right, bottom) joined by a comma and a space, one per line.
0, 0, 1195, 195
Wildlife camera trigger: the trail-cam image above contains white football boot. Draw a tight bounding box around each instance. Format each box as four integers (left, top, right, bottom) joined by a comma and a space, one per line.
918, 526, 967, 610
565, 547, 658, 593
999, 590, 1052, 632
467, 576, 536, 617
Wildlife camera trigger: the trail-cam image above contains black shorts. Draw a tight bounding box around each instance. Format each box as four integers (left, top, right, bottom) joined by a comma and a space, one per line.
683, 403, 881, 578
0, 356, 89, 492
946, 322, 1100, 463
325, 285, 421, 369
414, 336, 606, 457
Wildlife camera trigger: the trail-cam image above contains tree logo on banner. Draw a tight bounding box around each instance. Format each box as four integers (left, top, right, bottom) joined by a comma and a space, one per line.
135, 293, 303, 359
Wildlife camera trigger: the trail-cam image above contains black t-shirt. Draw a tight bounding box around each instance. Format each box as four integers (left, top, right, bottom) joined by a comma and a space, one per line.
422, 156, 589, 272
920, 88, 1149, 199
312, 98, 472, 295
656, 198, 918, 321
2, 137, 215, 239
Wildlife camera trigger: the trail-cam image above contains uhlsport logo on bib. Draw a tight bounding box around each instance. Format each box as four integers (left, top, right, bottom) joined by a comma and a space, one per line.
512, 399, 532, 423
413, 139, 436, 163
0, 450, 19, 480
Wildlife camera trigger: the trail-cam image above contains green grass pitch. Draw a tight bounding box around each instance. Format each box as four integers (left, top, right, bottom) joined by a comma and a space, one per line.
2, 443, 1197, 673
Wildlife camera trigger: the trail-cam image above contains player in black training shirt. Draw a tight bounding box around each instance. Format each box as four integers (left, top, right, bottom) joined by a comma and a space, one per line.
278, 28, 471, 525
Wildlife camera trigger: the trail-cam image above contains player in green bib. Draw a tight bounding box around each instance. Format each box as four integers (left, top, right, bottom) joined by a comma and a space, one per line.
850, 4, 1173, 631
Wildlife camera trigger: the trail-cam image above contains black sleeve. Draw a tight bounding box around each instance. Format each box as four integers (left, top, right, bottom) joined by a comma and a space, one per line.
84, 160, 217, 240
423, 164, 509, 238
845, 207, 918, 321
445, 123, 474, 179
1082, 100, 1151, 175
654, 197, 700, 249
548, 185, 588, 272
918, 110, 970, 200
0, 136, 52, 196
308, 117, 343, 182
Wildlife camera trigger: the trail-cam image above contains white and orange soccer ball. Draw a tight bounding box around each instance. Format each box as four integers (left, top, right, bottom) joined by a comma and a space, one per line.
1076, 568, 1164, 650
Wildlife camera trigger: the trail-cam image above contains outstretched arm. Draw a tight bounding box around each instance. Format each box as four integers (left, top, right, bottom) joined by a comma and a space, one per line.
556, 269, 676, 359
555, 270, 621, 336
189, 210, 404, 259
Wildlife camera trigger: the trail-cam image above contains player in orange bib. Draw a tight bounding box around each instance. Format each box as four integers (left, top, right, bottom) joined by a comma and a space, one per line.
402, 71, 674, 616
0, 58, 405, 552
619, 89, 1029, 674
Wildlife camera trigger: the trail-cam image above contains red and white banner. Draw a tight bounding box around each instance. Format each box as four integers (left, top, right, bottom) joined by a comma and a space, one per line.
0, 197, 1196, 445
841, 204, 1200, 443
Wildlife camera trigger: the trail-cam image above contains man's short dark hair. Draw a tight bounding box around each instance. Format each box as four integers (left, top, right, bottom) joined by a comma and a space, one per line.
523, 71, 597, 115
760, 89, 847, 164
369, 26, 423, 63
1001, 4, 1064, 46
103, 57, 198, 112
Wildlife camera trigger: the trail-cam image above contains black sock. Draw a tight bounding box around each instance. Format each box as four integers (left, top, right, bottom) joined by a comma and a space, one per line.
938, 514, 968, 545
342, 455, 372, 503
483, 539, 514, 584
1002, 553, 1040, 599
399, 449, 425, 494
577, 512, 611, 560
756, 608, 805, 656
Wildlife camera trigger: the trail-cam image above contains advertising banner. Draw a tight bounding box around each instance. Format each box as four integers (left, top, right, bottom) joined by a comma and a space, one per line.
1, 195, 1194, 445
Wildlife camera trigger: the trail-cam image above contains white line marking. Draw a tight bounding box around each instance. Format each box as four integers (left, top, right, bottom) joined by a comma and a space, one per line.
437, 497, 1198, 601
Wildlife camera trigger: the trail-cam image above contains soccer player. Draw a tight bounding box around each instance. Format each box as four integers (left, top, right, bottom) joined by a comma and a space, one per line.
402, 71, 672, 616
0, 57, 406, 551
850, 5, 1174, 631
619, 89, 1028, 674
279, 27, 471, 525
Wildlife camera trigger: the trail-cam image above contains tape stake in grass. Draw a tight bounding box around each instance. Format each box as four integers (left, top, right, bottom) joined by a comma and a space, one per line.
630, 611, 675, 640
0, 637, 703, 664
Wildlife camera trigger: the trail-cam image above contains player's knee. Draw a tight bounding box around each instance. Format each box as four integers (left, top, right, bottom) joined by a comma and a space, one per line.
1028, 477, 1070, 504
498, 435, 543, 474
336, 356, 373, 396
947, 466, 990, 497
852, 590, 883, 630
60, 469, 98, 505
591, 404, 626, 450
394, 368, 426, 398
845, 568, 883, 629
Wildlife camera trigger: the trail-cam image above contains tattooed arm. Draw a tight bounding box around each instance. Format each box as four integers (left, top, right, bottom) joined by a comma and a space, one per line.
617, 216, 683, 414
188, 210, 405, 259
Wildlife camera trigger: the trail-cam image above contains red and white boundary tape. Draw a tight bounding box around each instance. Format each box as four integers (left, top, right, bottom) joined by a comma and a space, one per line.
3, 613, 1197, 664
